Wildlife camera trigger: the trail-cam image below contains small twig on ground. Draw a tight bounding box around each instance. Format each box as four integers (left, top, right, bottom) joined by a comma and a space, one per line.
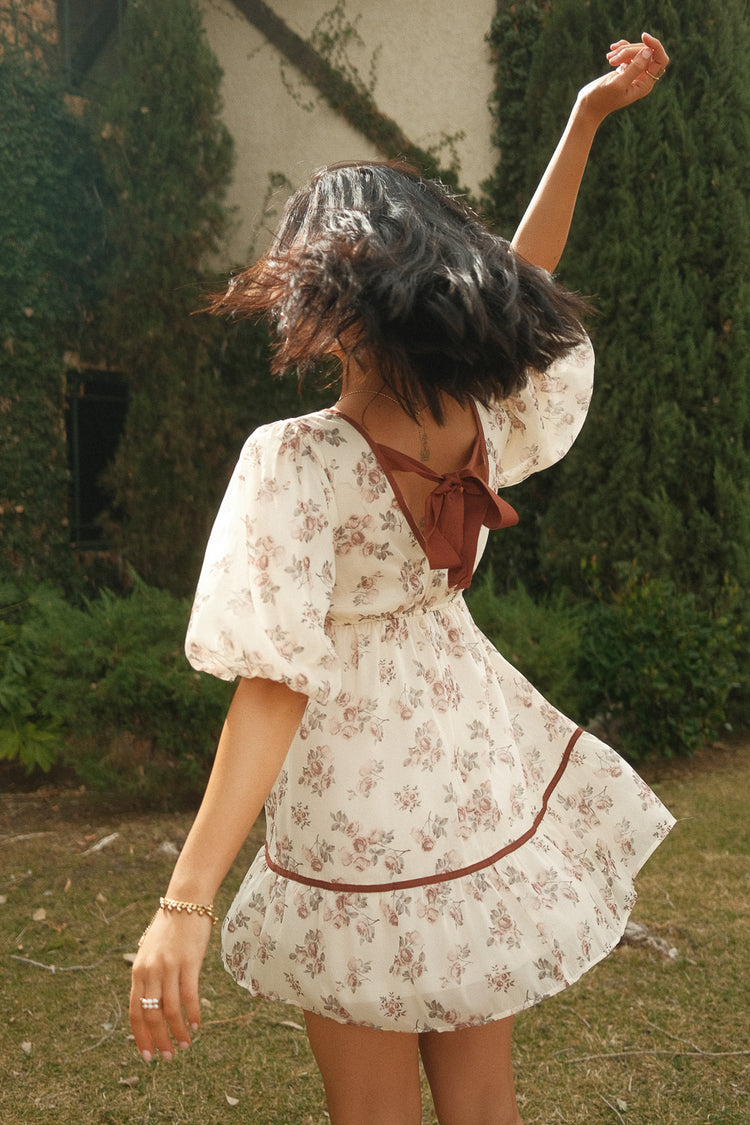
92, 898, 110, 925
559, 1003, 593, 1031
203, 1012, 257, 1028
599, 1095, 626, 1124
109, 900, 143, 924
10, 954, 103, 973
0, 832, 55, 845
566, 1047, 750, 1063
80, 832, 119, 856
642, 1017, 704, 1054
81, 994, 122, 1054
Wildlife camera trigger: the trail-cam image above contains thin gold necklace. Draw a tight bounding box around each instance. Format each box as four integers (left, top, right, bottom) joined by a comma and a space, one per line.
335, 390, 430, 461
336, 388, 419, 413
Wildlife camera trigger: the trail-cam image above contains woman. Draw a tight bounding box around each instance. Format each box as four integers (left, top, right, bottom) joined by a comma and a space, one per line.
131, 32, 673, 1125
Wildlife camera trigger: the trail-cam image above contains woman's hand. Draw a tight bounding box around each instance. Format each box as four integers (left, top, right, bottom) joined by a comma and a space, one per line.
577, 32, 670, 125
129, 908, 213, 1062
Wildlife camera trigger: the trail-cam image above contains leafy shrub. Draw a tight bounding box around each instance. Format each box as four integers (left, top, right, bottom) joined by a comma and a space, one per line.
576, 568, 743, 761
466, 570, 586, 719
0, 579, 232, 802
0, 585, 60, 773
467, 565, 743, 763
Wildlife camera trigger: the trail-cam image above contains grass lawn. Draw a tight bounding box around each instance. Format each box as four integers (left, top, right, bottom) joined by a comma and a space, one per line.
1, 738, 748, 1124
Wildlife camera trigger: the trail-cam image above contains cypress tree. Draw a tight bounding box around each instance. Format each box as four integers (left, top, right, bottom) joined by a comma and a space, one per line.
94, 0, 237, 595
481, 0, 559, 593
485, 0, 749, 610
0, 44, 102, 589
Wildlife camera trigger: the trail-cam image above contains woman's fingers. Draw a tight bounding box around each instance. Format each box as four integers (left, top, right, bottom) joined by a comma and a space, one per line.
130, 974, 191, 1060
140, 992, 177, 1061
607, 32, 669, 81
180, 966, 203, 1034
162, 972, 194, 1052
607, 39, 632, 64
641, 30, 670, 71
598, 36, 669, 108
577, 32, 669, 121
620, 44, 658, 88
129, 980, 160, 1060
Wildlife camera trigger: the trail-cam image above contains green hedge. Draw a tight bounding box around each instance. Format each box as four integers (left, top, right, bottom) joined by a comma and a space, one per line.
467, 567, 742, 761
576, 566, 743, 761
485, 0, 750, 613
0, 570, 742, 807
467, 570, 587, 719
0, 579, 232, 803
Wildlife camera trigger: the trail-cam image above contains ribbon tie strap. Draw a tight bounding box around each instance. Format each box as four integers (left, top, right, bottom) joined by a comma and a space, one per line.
372, 439, 518, 589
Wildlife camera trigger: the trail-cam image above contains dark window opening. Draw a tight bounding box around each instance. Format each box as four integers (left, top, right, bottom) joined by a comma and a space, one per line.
66, 370, 128, 549
56, 0, 127, 94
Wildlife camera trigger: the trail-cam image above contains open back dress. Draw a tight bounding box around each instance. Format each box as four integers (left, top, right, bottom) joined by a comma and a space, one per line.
185, 337, 675, 1032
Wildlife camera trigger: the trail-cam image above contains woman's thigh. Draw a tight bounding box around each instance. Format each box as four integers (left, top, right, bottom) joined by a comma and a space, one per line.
418, 1016, 523, 1125
304, 1010, 423, 1125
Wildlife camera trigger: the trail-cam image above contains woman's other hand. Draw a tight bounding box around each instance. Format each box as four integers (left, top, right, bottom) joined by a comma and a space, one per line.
129, 908, 213, 1062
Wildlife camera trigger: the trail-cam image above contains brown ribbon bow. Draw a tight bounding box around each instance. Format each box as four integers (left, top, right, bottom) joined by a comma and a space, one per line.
373, 440, 518, 589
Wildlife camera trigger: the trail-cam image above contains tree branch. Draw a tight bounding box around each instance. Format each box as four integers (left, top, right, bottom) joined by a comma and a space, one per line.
230, 0, 462, 187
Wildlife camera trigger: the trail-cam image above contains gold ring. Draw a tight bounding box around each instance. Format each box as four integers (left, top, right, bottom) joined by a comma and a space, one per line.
646, 70, 662, 81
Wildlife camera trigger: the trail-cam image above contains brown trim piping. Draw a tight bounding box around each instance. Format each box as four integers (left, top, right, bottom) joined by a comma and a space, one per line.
264, 725, 584, 894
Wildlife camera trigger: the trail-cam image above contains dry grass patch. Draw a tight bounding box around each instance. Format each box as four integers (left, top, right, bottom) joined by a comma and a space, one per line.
1, 739, 748, 1124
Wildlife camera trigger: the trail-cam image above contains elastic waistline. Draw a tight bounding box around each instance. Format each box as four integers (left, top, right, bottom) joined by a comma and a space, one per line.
326, 594, 465, 626
264, 726, 583, 894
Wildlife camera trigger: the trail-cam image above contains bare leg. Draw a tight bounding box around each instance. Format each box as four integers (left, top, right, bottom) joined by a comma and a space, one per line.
304, 1010, 423, 1125
419, 1016, 523, 1125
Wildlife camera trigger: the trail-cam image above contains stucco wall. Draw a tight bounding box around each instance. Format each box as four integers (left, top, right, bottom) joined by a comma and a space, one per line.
200, 0, 497, 266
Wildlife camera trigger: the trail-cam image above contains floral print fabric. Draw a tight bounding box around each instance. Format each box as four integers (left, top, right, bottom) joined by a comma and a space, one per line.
186, 338, 675, 1032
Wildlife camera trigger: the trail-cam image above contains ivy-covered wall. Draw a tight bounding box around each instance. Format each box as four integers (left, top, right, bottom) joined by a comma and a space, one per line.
88, 0, 238, 595
0, 0, 338, 599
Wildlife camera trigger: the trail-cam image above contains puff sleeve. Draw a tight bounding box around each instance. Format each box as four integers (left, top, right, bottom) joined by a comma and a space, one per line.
482, 335, 595, 488
185, 418, 340, 704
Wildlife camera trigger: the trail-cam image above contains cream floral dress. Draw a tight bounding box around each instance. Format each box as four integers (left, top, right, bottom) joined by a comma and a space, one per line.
185, 337, 675, 1032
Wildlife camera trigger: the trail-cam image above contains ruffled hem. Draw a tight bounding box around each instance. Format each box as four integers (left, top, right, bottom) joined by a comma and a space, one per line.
220, 735, 674, 1031
231, 908, 641, 1032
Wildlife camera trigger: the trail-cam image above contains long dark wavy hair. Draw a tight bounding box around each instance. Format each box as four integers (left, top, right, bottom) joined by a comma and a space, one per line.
209, 160, 590, 422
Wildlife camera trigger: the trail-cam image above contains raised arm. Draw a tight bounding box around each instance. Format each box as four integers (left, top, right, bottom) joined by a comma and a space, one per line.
512, 32, 669, 273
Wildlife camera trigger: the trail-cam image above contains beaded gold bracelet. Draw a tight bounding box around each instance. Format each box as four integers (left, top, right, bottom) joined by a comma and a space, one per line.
138, 896, 219, 947
160, 896, 219, 924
